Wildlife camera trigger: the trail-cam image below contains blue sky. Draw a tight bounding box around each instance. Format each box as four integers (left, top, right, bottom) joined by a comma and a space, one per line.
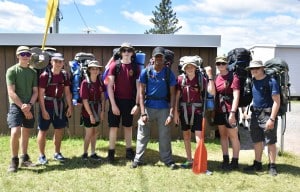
0, 0, 300, 54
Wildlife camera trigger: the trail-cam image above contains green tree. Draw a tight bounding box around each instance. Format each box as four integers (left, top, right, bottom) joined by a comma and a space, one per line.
145, 0, 182, 34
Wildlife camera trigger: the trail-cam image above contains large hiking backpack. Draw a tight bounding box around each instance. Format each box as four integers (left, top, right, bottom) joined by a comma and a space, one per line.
227, 48, 253, 107
69, 52, 98, 105
101, 48, 146, 99
264, 57, 291, 116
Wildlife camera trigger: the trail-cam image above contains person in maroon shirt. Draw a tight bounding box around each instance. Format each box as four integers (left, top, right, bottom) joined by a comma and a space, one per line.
80, 60, 105, 161
106, 42, 140, 163
174, 56, 215, 169
214, 56, 240, 170
37, 53, 73, 165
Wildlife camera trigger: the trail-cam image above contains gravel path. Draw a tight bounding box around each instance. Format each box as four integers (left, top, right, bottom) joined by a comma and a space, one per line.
238, 101, 300, 156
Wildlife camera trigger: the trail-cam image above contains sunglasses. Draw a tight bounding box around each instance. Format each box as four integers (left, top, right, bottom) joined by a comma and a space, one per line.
216, 62, 227, 66
19, 52, 31, 57
121, 48, 133, 53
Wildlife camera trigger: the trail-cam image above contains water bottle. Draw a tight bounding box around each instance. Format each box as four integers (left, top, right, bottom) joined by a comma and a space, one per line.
206, 93, 215, 111
244, 77, 251, 94
135, 52, 146, 72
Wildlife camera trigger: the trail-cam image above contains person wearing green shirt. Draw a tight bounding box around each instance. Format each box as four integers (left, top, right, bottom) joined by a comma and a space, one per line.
6, 46, 38, 173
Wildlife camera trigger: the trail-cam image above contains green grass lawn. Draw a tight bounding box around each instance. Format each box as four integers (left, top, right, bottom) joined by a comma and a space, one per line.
0, 135, 300, 192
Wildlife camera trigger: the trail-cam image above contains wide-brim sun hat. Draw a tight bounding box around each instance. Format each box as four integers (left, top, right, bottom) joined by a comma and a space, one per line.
88, 60, 102, 68
120, 42, 134, 50
246, 60, 265, 70
181, 56, 199, 71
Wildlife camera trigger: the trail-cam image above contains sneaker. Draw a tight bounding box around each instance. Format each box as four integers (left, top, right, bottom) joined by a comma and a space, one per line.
82, 153, 88, 160
243, 160, 263, 172
181, 160, 193, 169
166, 162, 179, 170
7, 157, 19, 173
126, 148, 135, 161
90, 153, 102, 161
38, 155, 48, 165
268, 164, 278, 176
54, 153, 65, 162
20, 154, 36, 167
131, 161, 146, 169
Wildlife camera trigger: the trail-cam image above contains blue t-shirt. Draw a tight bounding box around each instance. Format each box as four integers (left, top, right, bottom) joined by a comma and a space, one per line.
252, 75, 280, 108
139, 66, 176, 109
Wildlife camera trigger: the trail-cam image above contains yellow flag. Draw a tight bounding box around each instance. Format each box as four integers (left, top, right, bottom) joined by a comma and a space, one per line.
42, 0, 58, 50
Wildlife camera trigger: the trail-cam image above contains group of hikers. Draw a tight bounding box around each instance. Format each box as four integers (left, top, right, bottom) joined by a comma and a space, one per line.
6, 43, 280, 176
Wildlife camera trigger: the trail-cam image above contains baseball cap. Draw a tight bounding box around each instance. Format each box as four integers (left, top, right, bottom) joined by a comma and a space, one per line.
16, 46, 31, 55
215, 56, 227, 63
152, 47, 165, 57
51, 53, 64, 61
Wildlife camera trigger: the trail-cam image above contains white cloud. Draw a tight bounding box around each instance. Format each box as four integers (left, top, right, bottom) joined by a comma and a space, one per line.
121, 11, 152, 26
0, 1, 44, 32
61, 0, 99, 6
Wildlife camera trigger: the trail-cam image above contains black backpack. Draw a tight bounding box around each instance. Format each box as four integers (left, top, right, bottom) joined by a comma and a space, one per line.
227, 48, 253, 107
264, 58, 291, 116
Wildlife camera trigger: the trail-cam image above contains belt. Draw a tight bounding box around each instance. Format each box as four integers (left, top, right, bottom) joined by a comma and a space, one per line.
252, 107, 272, 113
44, 96, 64, 119
180, 102, 202, 125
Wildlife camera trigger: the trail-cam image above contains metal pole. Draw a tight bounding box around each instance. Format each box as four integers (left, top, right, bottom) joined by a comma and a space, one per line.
52, 0, 59, 33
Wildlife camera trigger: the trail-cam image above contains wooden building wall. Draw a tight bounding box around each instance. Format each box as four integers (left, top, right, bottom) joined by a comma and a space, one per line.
0, 45, 217, 139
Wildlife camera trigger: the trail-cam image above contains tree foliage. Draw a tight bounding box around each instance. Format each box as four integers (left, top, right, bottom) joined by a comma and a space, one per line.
145, 0, 182, 34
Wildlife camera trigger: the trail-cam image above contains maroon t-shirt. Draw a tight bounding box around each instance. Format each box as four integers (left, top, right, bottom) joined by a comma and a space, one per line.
176, 74, 207, 114
107, 61, 140, 99
215, 72, 240, 113
39, 71, 70, 109
80, 79, 105, 118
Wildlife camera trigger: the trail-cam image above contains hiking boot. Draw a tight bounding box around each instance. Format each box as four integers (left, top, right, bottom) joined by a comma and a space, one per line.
125, 148, 135, 161
54, 153, 65, 162
181, 160, 193, 169
220, 155, 230, 169
243, 160, 263, 172
131, 161, 146, 169
107, 149, 115, 164
20, 154, 36, 167
268, 163, 278, 176
90, 153, 102, 161
82, 153, 88, 160
38, 155, 48, 165
166, 162, 179, 170
7, 157, 19, 173
227, 158, 239, 170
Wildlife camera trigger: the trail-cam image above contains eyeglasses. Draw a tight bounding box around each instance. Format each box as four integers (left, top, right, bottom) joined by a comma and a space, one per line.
121, 48, 133, 53
19, 52, 31, 57
216, 62, 227, 66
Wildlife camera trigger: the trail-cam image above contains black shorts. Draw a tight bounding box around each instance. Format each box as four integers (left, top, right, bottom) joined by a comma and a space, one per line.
108, 98, 135, 127
214, 111, 239, 128
7, 104, 35, 129
250, 111, 277, 144
80, 116, 100, 128
179, 111, 203, 132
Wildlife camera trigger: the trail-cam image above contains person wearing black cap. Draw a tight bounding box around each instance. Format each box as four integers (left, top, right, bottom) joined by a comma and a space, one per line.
6, 46, 38, 172
131, 47, 178, 170
37, 52, 73, 165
